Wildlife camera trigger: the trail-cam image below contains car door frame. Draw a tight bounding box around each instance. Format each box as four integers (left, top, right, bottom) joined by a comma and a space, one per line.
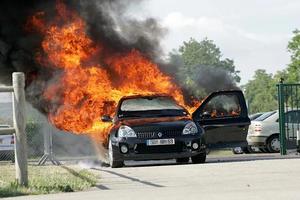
192, 90, 250, 148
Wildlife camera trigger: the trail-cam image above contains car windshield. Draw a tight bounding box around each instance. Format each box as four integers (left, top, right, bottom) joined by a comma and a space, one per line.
254, 111, 276, 121
119, 96, 186, 118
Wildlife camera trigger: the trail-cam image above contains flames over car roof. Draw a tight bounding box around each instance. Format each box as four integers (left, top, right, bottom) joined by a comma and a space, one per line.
119, 93, 175, 100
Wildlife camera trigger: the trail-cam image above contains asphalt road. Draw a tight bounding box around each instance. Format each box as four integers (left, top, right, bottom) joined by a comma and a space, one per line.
4, 154, 300, 200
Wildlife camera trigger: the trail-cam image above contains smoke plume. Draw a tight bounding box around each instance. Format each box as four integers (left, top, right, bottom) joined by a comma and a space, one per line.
0, 0, 237, 126
0, 0, 167, 111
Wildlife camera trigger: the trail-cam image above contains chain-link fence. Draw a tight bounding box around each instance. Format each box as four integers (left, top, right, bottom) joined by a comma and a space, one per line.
0, 93, 14, 163
0, 99, 97, 165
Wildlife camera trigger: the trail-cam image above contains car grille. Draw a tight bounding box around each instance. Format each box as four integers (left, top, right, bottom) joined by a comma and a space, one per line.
135, 129, 183, 139
135, 143, 184, 154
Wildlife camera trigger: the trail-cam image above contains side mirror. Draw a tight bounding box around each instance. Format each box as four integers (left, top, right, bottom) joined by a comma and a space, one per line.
200, 111, 211, 119
101, 115, 112, 122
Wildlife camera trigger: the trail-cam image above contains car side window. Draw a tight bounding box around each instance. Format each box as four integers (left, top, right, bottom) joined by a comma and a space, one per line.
202, 94, 241, 119
285, 111, 299, 124
297, 111, 300, 124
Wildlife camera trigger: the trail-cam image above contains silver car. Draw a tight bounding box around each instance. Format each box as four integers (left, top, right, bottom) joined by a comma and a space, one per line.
247, 111, 281, 153
0, 125, 15, 162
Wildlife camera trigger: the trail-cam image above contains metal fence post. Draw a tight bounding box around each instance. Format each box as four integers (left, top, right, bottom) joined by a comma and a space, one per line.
38, 123, 60, 165
277, 81, 287, 155
12, 72, 28, 186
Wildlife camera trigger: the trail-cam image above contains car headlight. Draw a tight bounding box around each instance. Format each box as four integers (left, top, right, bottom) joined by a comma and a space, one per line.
118, 125, 137, 137
182, 122, 198, 135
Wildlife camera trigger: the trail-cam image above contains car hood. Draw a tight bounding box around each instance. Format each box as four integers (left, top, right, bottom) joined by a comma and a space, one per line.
116, 116, 192, 128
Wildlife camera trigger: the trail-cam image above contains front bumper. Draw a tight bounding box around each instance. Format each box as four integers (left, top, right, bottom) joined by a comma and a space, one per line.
111, 135, 205, 161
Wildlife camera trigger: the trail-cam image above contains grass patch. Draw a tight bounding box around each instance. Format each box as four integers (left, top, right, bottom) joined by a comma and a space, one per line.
0, 164, 98, 198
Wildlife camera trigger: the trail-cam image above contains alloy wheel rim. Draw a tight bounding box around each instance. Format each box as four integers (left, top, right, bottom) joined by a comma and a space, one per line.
271, 138, 280, 152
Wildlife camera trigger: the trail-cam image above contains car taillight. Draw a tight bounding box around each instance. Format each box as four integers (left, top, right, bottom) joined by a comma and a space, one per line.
11, 135, 15, 144
254, 124, 262, 132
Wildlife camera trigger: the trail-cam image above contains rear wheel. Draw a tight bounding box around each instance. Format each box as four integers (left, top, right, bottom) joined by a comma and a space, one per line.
108, 139, 124, 168
176, 157, 189, 163
242, 146, 250, 154
267, 135, 280, 153
191, 152, 206, 164
243, 146, 256, 154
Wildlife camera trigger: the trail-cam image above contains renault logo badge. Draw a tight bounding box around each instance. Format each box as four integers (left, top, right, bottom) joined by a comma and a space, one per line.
157, 132, 163, 138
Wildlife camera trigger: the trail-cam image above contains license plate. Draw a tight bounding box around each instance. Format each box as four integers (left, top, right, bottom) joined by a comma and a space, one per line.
146, 138, 175, 146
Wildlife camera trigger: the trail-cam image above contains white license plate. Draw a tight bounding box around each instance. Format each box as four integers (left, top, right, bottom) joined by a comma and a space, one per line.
146, 138, 175, 146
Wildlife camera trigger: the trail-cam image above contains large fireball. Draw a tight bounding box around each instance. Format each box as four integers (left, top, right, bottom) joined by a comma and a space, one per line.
27, 1, 198, 143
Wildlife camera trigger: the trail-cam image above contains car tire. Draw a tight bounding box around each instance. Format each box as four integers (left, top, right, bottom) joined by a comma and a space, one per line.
108, 139, 124, 168
232, 147, 243, 154
191, 152, 206, 164
266, 135, 280, 153
176, 157, 189, 163
242, 147, 250, 154
243, 146, 256, 154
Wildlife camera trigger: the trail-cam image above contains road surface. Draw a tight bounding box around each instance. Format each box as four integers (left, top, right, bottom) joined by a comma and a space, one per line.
4, 154, 300, 200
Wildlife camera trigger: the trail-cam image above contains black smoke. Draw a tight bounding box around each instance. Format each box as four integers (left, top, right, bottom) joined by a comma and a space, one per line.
0, 0, 237, 111
0, 0, 167, 112
76, 0, 166, 60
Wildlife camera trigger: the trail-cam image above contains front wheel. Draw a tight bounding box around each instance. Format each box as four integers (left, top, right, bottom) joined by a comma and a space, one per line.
191, 152, 206, 164
108, 139, 124, 168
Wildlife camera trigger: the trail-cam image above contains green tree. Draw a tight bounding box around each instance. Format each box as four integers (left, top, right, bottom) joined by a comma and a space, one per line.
244, 69, 278, 113
169, 38, 240, 99
286, 29, 300, 83
178, 38, 240, 82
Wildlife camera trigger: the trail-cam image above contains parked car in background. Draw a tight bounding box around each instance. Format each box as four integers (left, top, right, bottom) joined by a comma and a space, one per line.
247, 110, 291, 153
0, 125, 15, 162
249, 112, 264, 121
232, 112, 264, 154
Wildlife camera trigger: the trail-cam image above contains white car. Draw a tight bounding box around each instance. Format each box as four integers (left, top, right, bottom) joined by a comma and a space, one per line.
247, 110, 299, 153
0, 125, 15, 161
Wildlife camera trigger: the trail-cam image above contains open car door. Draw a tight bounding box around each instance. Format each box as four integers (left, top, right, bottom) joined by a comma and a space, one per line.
192, 90, 250, 148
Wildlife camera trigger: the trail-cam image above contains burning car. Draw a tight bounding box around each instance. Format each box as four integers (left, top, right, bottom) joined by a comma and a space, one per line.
102, 90, 250, 167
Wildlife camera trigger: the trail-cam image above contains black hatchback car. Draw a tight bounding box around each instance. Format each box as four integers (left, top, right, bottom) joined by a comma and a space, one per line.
102, 90, 250, 168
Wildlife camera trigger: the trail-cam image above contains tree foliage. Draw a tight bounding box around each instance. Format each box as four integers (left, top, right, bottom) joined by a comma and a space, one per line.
242, 29, 300, 114
169, 38, 240, 99
179, 38, 240, 81
244, 70, 278, 113
286, 29, 300, 83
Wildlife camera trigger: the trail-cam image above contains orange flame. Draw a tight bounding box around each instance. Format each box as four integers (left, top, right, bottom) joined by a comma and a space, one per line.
28, 1, 198, 143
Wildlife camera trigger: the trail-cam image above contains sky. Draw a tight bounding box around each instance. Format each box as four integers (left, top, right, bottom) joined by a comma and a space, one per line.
0, 93, 11, 102
133, 0, 300, 85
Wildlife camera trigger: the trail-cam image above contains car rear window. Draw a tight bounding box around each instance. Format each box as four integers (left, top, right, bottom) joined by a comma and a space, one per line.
255, 111, 276, 121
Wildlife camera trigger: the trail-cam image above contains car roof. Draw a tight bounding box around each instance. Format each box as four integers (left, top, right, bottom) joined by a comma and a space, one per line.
120, 94, 174, 101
